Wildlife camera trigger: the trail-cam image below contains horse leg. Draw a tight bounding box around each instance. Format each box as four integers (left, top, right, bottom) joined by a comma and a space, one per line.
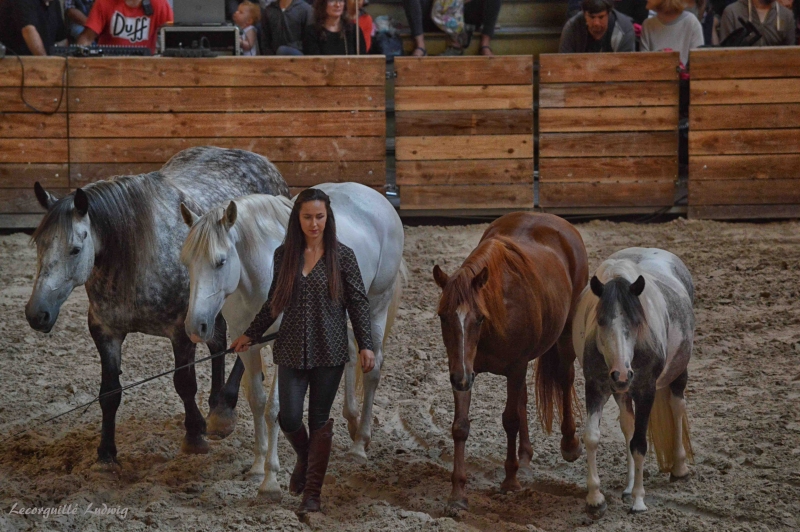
448, 389, 472, 512
517, 377, 533, 470
88, 317, 125, 466
348, 322, 385, 463
500, 369, 526, 493
206, 314, 240, 440
610, 392, 635, 504
669, 370, 690, 481
629, 387, 656, 513
238, 345, 269, 479
556, 336, 581, 462
584, 381, 610, 518
258, 366, 283, 500
171, 336, 208, 454
342, 328, 360, 442
207, 313, 227, 411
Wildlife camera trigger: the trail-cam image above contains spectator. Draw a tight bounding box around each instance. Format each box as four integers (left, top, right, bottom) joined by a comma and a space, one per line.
0, 0, 67, 55
77, 0, 173, 54
401, 0, 501, 56
65, 0, 95, 42
641, 0, 704, 64
560, 0, 636, 52
719, 0, 795, 45
685, 0, 718, 43
233, 0, 260, 55
303, 0, 367, 55
260, 0, 313, 55
349, 0, 374, 52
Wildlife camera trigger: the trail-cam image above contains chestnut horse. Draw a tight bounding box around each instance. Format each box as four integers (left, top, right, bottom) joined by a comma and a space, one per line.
433, 212, 588, 511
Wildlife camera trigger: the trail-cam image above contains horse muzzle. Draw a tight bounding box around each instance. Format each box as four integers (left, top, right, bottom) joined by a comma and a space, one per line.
25, 303, 57, 333
450, 372, 475, 392
610, 369, 634, 392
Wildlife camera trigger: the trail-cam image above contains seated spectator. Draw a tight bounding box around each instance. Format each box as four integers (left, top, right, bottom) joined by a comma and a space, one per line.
65, 0, 95, 42
233, 1, 260, 55
614, 0, 650, 23
261, 0, 313, 55
560, 0, 636, 52
0, 0, 67, 55
349, 0, 374, 52
401, 0, 501, 56
720, 0, 795, 45
641, 0, 704, 64
77, 0, 173, 54
303, 0, 367, 55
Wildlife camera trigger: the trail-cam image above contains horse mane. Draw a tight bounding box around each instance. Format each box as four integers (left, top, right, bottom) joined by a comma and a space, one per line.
596, 278, 646, 329
32, 175, 160, 302
438, 236, 538, 337
181, 194, 293, 264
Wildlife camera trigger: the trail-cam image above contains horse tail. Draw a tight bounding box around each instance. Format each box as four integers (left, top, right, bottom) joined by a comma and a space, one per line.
647, 387, 694, 473
534, 343, 579, 435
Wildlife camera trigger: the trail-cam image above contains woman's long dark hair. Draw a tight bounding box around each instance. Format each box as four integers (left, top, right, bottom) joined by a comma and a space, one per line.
269, 188, 341, 317
312, 0, 354, 39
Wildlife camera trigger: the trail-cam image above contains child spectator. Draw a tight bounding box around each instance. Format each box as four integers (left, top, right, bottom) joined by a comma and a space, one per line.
303, 0, 366, 55
641, 0, 704, 64
560, 0, 636, 52
77, 0, 173, 54
65, 0, 95, 42
233, 0, 261, 55
260, 0, 313, 55
720, 0, 795, 45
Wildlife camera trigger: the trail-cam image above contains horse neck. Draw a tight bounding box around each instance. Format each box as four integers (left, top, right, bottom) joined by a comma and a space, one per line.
231, 211, 285, 304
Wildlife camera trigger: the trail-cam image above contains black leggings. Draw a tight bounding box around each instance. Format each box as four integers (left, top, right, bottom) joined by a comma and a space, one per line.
278, 364, 345, 433
402, 0, 502, 39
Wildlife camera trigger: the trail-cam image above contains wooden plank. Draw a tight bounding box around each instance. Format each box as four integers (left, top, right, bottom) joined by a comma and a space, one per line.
395, 86, 532, 111
68, 86, 384, 112
0, 57, 66, 87
0, 88, 66, 113
68, 57, 385, 87
0, 187, 70, 213
691, 79, 800, 105
539, 53, 679, 83
395, 110, 533, 136
691, 104, 800, 131
689, 204, 800, 220
400, 184, 533, 209
396, 160, 533, 185
69, 137, 386, 163
394, 57, 533, 86
540, 132, 677, 158
0, 214, 44, 229
539, 181, 675, 207
690, 129, 800, 155
0, 164, 69, 188
0, 139, 68, 163
539, 106, 677, 133
0, 113, 68, 138
539, 82, 678, 108
540, 156, 677, 182
69, 112, 385, 138
396, 135, 532, 161
690, 48, 800, 80
690, 154, 800, 180
690, 179, 800, 205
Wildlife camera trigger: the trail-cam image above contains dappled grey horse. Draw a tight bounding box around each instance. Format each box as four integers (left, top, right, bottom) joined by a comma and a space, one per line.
25, 146, 289, 465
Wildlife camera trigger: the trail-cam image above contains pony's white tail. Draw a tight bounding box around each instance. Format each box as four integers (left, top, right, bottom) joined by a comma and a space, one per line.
355, 260, 408, 396
647, 387, 694, 473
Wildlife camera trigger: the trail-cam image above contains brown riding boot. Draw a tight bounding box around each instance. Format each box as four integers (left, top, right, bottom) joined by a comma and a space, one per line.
296, 419, 334, 516
281, 420, 309, 496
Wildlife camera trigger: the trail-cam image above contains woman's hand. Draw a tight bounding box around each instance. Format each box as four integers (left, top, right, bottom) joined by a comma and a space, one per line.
231, 335, 253, 353
359, 349, 375, 373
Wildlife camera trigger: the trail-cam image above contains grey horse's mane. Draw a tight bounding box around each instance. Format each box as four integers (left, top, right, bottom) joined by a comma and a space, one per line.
32, 175, 160, 302
181, 194, 293, 264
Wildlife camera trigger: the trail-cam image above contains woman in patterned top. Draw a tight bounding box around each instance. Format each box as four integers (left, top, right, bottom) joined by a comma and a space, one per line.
231, 188, 375, 515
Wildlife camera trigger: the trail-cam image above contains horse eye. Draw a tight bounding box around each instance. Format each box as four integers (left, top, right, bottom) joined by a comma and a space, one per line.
477, 316, 485, 324
70, 247, 81, 256
216, 258, 227, 268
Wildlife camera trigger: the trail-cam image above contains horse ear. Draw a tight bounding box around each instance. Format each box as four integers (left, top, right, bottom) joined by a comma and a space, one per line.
472, 266, 489, 290
630, 275, 646, 296
34, 181, 58, 210
590, 275, 604, 297
180, 203, 199, 227
432, 265, 449, 290
73, 189, 89, 217
222, 201, 237, 230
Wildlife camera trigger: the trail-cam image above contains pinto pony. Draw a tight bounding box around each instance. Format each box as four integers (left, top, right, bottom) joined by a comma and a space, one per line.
572, 247, 694, 517
432, 212, 588, 511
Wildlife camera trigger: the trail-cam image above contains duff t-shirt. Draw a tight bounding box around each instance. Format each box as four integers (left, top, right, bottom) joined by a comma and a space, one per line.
84, 0, 173, 52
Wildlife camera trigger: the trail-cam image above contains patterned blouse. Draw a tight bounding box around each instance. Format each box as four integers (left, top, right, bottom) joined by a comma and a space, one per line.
244, 243, 374, 369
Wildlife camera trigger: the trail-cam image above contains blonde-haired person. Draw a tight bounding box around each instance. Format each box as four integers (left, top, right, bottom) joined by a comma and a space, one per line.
233, 1, 261, 55
641, 0, 703, 65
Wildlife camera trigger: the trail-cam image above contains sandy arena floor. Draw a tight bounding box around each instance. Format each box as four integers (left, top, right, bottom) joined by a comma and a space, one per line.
1, 218, 799, 531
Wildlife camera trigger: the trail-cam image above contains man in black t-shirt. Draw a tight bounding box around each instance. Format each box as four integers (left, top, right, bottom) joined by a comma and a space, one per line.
0, 0, 67, 55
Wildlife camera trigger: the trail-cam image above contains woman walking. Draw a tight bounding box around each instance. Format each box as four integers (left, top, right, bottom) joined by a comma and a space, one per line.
231, 188, 375, 515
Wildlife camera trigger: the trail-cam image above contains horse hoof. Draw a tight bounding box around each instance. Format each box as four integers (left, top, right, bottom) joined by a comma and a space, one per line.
622, 492, 632, 505
586, 501, 607, 519
518, 454, 533, 471
346, 446, 368, 464
91, 459, 121, 475
181, 435, 210, 454
446, 498, 468, 516
500, 478, 522, 493
258, 483, 283, 502
561, 439, 583, 462
628, 501, 648, 514
206, 408, 237, 440
670, 471, 691, 483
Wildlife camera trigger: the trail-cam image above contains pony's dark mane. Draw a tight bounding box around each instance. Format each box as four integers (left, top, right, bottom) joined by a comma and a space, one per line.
438, 236, 538, 337
32, 175, 160, 302
596, 277, 646, 329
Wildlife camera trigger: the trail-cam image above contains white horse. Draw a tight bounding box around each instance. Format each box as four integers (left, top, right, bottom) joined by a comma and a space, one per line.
572, 247, 695, 517
179, 182, 406, 498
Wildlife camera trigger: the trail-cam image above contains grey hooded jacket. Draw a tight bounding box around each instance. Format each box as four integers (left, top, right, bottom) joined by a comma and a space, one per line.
559, 10, 636, 53
720, 0, 795, 46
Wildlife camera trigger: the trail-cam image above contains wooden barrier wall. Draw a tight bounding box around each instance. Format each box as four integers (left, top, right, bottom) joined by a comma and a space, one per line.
689, 48, 800, 219
394, 57, 534, 210
539, 52, 680, 210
